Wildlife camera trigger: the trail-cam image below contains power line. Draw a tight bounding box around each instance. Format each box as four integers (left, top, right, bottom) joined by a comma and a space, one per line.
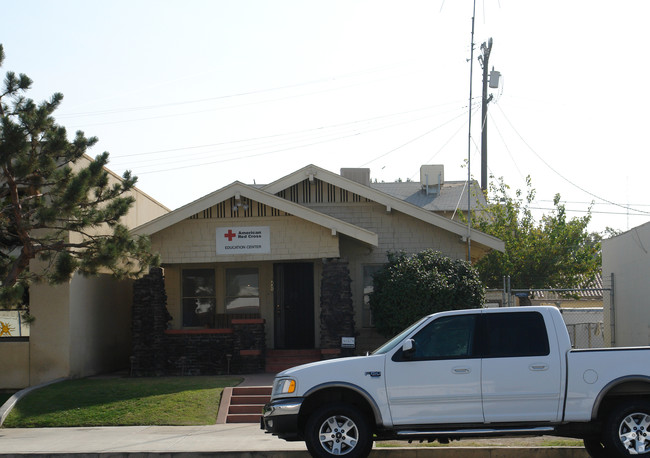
494, 103, 650, 216
60, 62, 442, 129
358, 108, 471, 168
109, 101, 466, 160
133, 104, 470, 175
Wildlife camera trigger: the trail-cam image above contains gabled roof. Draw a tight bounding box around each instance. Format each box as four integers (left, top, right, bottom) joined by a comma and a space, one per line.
132, 181, 378, 247
263, 165, 505, 253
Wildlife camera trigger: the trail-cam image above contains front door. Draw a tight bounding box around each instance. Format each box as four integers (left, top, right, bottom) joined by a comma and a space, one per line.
274, 262, 315, 349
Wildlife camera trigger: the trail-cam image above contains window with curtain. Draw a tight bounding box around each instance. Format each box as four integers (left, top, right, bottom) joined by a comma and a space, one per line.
182, 269, 215, 327
225, 268, 259, 314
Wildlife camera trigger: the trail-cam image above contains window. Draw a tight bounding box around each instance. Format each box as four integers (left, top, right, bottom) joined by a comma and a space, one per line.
362, 265, 382, 327
397, 314, 479, 361
0, 310, 30, 337
225, 268, 259, 314
484, 312, 550, 358
182, 269, 215, 327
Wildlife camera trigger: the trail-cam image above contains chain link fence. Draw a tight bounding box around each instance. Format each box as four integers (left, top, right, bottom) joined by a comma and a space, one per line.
485, 274, 612, 349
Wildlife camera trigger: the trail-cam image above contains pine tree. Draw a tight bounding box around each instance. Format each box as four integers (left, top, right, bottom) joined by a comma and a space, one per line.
0, 44, 158, 306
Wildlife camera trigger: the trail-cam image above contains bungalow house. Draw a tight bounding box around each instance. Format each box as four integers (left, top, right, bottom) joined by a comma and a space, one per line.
0, 162, 505, 388
130, 164, 504, 374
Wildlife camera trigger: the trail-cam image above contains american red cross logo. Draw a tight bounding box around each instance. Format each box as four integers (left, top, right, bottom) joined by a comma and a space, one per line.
224, 229, 236, 241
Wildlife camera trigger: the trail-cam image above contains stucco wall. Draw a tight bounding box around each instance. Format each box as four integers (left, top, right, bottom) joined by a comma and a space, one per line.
0, 341, 30, 388
69, 274, 134, 378
602, 222, 650, 347
29, 278, 72, 386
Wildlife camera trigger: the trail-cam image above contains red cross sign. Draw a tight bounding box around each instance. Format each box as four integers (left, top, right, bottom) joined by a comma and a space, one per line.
224, 229, 236, 241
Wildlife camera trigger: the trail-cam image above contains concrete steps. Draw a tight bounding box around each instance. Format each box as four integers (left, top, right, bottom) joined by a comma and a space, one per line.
218, 386, 271, 424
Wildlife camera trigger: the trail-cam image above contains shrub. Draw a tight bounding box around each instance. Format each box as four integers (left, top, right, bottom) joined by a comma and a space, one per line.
369, 250, 484, 337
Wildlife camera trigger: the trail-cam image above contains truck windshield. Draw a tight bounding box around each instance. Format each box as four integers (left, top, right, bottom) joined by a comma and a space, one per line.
372, 316, 428, 355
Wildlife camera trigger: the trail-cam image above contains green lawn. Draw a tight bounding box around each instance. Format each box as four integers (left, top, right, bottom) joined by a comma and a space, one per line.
3, 376, 241, 427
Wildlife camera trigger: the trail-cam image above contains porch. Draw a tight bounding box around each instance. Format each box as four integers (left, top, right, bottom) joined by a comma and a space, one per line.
130, 265, 351, 376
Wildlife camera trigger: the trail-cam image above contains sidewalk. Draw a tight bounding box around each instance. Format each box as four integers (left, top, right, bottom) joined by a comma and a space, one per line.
0, 424, 309, 456
0, 424, 590, 457
0, 374, 589, 457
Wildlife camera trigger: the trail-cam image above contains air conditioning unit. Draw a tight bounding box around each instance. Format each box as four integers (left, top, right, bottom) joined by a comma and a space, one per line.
420, 165, 444, 194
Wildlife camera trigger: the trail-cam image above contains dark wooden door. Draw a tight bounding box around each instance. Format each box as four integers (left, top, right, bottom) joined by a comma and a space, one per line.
274, 263, 314, 349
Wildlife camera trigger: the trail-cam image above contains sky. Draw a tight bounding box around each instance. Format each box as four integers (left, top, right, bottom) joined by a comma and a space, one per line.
2, 0, 650, 235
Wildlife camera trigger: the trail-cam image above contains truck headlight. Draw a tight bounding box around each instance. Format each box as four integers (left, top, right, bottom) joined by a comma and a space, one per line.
274, 378, 296, 395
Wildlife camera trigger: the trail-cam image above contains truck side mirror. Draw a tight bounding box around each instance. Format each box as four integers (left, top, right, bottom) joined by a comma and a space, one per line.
402, 339, 415, 358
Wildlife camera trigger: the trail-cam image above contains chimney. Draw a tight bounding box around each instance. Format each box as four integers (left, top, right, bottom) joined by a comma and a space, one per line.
340, 168, 370, 186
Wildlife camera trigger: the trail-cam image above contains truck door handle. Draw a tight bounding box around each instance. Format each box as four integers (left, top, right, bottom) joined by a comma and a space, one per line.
453, 367, 471, 374
529, 364, 549, 371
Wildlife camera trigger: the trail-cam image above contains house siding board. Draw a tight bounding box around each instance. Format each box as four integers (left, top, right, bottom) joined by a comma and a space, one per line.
304, 202, 464, 259
150, 216, 339, 263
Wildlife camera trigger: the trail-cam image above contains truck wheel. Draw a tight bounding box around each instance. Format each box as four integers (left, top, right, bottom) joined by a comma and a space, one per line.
305, 403, 373, 458
603, 400, 650, 456
583, 436, 609, 458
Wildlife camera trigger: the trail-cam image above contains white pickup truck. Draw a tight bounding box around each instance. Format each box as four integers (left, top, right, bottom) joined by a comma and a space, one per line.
262, 306, 650, 458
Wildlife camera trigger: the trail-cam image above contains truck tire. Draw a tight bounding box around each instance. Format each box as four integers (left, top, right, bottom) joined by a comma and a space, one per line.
304, 402, 373, 458
603, 400, 650, 456
583, 436, 609, 458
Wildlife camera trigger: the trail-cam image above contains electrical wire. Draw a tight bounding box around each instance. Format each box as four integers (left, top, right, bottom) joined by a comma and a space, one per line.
110, 100, 466, 160
114, 103, 468, 172
495, 103, 650, 215
134, 104, 470, 175
358, 107, 471, 169
61, 63, 440, 129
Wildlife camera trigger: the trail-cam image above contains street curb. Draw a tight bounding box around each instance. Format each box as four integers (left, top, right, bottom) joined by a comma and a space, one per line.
0, 378, 66, 426
0, 448, 590, 458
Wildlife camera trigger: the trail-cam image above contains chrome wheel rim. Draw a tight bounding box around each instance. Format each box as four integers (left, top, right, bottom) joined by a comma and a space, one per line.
317, 414, 359, 455
619, 412, 650, 455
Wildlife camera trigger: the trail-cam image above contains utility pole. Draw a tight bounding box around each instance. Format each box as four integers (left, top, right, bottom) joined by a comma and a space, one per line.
479, 38, 501, 193
479, 38, 493, 193
466, 0, 477, 263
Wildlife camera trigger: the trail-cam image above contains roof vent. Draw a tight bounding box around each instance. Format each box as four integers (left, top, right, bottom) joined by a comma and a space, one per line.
420, 165, 444, 195
340, 168, 370, 186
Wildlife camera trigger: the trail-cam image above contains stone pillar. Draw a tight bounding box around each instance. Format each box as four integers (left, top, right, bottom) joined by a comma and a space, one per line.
131, 267, 170, 376
319, 258, 356, 356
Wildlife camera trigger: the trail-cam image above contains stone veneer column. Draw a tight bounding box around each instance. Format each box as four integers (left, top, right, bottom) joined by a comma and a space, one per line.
131, 267, 170, 376
319, 258, 356, 356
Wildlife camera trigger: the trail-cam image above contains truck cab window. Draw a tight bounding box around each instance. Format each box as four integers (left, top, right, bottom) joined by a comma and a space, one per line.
484, 312, 550, 358
402, 314, 478, 360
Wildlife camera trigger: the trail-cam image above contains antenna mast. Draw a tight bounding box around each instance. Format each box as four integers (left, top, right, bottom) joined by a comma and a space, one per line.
466, 0, 477, 262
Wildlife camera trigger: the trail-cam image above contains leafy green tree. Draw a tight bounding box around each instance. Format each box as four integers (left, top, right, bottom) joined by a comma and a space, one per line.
369, 250, 484, 337
0, 44, 158, 306
472, 176, 601, 292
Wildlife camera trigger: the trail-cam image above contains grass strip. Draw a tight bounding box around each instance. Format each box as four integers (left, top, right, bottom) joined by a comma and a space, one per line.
3, 376, 241, 427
